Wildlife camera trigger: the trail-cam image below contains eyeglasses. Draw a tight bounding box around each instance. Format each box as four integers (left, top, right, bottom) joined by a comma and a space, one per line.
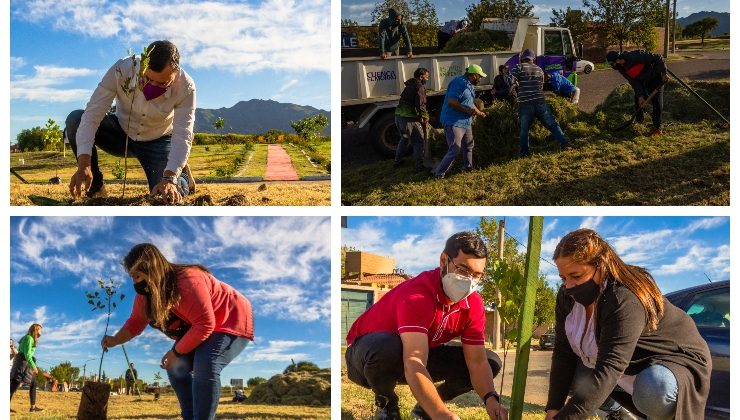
448, 258, 486, 282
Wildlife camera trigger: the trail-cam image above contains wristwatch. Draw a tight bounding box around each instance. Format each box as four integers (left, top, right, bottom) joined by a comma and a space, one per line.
483, 390, 500, 405
162, 175, 178, 185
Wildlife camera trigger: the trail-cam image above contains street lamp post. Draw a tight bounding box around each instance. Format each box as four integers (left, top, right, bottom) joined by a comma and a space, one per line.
82, 358, 96, 387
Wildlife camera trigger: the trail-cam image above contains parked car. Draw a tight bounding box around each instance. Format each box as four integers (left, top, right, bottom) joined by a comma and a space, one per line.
539, 328, 556, 350
665, 280, 730, 420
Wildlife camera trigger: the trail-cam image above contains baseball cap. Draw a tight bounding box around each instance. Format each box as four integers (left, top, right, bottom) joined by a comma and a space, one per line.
465, 64, 487, 78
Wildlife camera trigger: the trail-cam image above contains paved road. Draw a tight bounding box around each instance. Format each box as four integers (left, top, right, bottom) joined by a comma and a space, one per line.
495, 347, 552, 407
341, 51, 729, 167
577, 50, 729, 113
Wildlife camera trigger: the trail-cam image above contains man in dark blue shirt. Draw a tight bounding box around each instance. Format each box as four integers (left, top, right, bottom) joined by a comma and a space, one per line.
512, 49, 571, 156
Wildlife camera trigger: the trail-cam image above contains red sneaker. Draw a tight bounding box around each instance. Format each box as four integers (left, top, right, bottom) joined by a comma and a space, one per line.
648, 128, 662, 137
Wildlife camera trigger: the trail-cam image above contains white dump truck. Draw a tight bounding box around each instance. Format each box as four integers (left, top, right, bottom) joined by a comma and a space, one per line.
341, 17, 594, 156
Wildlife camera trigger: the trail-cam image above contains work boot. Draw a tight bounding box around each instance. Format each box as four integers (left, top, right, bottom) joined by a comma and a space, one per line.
182, 163, 196, 193
648, 128, 662, 137
410, 403, 432, 420
374, 395, 401, 420
29, 406, 43, 412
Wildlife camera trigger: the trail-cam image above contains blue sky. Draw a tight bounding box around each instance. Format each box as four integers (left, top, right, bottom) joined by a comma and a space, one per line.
342, 216, 730, 293
9, 0, 330, 143
10, 216, 330, 385
342, 0, 730, 26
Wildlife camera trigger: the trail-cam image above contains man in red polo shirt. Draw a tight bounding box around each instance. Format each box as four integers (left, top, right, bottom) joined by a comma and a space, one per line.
606, 50, 669, 137
345, 232, 507, 420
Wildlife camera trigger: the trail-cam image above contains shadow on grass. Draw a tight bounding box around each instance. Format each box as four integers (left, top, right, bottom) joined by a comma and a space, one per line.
508, 141, 729, 205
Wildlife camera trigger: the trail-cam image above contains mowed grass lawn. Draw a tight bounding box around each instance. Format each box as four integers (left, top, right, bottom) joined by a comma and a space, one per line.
342, 82, 729, 206
10, 141, 331, 184
10, 391, 329, 419
675, 37, 730, 51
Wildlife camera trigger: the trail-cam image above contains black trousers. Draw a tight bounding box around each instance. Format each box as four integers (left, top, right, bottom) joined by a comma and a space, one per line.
437, 31, 453, 50
345, 332, 502, 406
634, 77, 664, 129
10, 376, 37, 405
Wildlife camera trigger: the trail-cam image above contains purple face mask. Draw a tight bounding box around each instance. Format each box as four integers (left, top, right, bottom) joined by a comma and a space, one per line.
143, 82, 167, 101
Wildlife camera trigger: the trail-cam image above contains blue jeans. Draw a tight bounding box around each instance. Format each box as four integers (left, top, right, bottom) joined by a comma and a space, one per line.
574, 362, 678, 420
518, 101, 568, 156
394, 116, 424, 170
167, 332, 249, 420
435, 125, 474, 177
65, 110, 189, 196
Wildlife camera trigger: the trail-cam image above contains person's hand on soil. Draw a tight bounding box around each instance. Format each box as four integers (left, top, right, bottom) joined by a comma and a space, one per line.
151, 180, 182, 204
69, 155, 93, 198
160, 349, 178, 370
544, 409, 558, 420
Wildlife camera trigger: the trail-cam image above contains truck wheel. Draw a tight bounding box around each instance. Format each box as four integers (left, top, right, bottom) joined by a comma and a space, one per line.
584, 64, 593, 74
369, 112, 402, 158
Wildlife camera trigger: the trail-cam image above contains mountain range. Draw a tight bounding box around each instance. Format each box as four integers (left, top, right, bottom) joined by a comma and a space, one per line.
676, 11, 730, 36
194, 99, 330, 135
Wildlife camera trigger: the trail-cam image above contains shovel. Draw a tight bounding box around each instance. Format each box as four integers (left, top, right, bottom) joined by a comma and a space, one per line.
611, 86, 663, 132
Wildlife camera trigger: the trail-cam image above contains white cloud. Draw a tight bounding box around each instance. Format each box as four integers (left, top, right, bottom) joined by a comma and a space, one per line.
247, 283, 330, 322
10, 56, 26, 70
241, 340, 310, 362
13, 0, 331, 74
683, 217, 727, 233
579, 216, 603, 230
11, 65, 97, 102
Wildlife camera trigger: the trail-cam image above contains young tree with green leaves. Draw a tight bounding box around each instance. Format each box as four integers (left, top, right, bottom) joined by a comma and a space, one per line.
42, 119, 63, 151
290, 114, 329, 140
466, 0, 534, 31
408, 0, 440, 46
86, 279, 125, 381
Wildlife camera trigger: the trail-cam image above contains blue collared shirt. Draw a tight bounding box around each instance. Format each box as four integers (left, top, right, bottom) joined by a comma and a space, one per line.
440, 75, 475, 128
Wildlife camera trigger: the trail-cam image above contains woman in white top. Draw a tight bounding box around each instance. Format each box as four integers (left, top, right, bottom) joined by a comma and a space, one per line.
545, 229, 711, 420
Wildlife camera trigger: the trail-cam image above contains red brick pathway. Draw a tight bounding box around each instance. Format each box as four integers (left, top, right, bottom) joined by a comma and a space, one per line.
264, 144, 299, 181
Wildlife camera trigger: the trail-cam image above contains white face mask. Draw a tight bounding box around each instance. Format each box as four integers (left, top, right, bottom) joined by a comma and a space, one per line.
441, 270, 476, 303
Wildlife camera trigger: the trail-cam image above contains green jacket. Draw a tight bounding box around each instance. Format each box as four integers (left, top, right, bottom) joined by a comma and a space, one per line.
18, 335, 37, 369
378, 8, 412, 54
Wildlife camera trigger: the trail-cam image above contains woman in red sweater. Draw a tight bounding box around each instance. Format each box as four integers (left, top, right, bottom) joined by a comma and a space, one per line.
101, 243, 254, 420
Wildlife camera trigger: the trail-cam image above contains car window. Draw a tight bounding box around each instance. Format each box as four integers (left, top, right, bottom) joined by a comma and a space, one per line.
684, 287, 730, 328
544, 31, 563, 56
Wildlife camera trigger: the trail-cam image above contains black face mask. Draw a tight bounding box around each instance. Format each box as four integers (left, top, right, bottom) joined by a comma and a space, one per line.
133, 281, 151, 296
563, 279, 600, 306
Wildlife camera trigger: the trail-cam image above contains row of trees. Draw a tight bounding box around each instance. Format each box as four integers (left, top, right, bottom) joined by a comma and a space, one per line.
345, 0, 720, 53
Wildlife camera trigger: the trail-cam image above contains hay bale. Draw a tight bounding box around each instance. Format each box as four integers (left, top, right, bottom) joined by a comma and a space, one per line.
246, 369, 330, 406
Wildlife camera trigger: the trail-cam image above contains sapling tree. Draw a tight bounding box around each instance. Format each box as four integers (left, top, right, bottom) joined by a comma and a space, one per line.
115, 46, 154, 197
86, 278, 125, 381
213, 117, 228, 150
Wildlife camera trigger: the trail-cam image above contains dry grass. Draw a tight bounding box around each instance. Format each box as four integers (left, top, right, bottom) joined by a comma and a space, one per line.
10, 391, 329, 419
10, 182, 331, 206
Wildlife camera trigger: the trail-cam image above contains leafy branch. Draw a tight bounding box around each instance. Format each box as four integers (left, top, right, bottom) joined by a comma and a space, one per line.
86, 278, 125, 381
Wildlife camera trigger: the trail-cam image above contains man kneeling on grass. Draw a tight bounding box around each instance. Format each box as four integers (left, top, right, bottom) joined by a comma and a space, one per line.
65, 40, 196, 204
345, 232, 508, 420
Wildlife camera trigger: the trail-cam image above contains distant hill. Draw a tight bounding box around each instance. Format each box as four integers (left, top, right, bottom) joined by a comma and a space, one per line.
195, 99, 330, 135
677, 11, 730, 36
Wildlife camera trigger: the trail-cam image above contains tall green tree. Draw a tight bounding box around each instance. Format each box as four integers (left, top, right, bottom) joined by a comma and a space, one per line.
551, 7, 590, 45
584, 0, 663, 51
50, 361, 80, 384
16, 126, 46, 152
466, 0, 534, 31
371, 0, 411, 25
408, 0, 440, 46
683, 17, 720, 47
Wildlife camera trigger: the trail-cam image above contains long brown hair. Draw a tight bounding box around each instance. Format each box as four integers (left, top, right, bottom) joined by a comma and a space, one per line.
122, 243, 209, 330
26, 323, 42, 348
553, 228, 664, 331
